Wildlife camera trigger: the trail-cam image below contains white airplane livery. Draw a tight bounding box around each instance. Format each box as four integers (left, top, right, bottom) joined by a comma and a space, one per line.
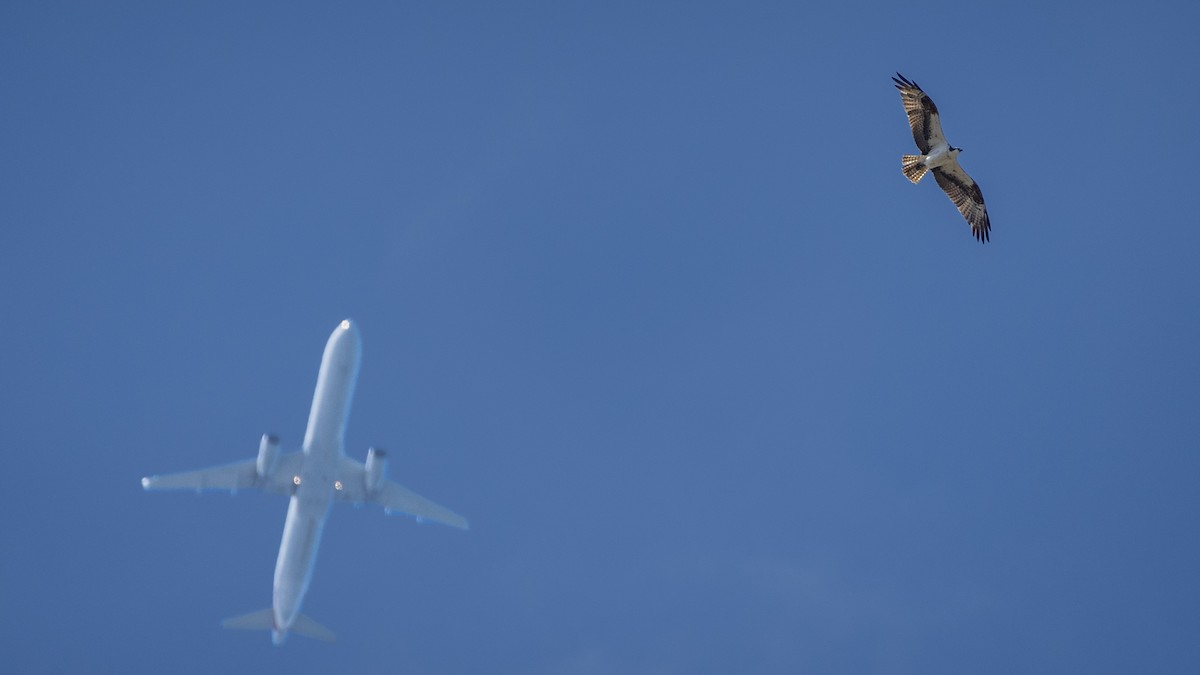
142, 319, 468, 645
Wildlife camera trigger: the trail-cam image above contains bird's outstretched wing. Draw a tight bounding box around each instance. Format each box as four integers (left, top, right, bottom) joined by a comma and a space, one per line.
893, 73, 945, 154
933, 165, 991, 243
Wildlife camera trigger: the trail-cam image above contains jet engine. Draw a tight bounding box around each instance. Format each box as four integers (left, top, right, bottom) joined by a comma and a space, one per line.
365, 447, 387, 494
257, 434, 281, 479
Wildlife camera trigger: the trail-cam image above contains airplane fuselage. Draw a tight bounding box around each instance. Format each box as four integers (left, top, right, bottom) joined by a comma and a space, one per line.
271, 319, 360, 643
142, 317, 467, 644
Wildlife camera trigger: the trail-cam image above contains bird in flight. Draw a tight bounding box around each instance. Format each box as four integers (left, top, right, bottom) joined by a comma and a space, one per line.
893, 73, 991, 243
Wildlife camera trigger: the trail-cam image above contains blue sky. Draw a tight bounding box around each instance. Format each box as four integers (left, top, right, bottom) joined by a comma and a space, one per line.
3, 2, 1199, 673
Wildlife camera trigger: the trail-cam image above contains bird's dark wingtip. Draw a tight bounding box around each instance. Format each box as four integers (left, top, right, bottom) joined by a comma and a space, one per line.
893, 73, 919, 90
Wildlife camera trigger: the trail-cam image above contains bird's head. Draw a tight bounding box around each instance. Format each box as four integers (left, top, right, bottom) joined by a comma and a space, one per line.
950, 146, 963, 154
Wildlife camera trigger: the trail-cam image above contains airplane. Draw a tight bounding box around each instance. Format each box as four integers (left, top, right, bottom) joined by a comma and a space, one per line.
142, 319, 468, 645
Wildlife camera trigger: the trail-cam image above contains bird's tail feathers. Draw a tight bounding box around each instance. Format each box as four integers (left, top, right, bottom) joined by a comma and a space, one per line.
901, 155, 928, 183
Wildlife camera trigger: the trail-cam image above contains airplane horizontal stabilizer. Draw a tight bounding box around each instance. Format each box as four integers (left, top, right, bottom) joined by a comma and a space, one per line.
291, 613, 337, 643
221, 608, 336, 644
221, 608, 275, 632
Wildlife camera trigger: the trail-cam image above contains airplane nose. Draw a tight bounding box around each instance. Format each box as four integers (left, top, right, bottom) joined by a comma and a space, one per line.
336, 319, 361, 344
330, 319, 362, 361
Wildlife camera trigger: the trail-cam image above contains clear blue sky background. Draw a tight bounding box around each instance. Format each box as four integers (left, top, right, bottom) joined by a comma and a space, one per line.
2, 2, 1198, 673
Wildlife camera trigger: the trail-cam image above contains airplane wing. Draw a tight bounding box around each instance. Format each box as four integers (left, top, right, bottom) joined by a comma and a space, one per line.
371, 479, 470, 530
335, 456, 469, 530
141, 458, 257, 491
141, 453, 303, 496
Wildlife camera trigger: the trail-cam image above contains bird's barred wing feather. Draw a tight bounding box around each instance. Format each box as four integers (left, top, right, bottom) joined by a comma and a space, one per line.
893, 73, 945, 154
932, 166, 991, 242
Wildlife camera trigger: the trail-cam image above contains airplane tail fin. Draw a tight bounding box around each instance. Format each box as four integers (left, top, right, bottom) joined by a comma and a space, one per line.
221, 608, 336, 645
901, 154, 928, 183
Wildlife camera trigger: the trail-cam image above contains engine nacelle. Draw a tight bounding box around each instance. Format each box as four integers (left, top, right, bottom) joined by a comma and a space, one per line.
257, 434, 281, 479
365, 447, 388, 494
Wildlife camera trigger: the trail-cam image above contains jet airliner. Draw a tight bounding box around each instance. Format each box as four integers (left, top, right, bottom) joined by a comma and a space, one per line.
142, 319, 468, 644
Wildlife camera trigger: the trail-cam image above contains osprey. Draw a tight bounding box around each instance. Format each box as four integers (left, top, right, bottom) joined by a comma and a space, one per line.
893, 73, 991, 243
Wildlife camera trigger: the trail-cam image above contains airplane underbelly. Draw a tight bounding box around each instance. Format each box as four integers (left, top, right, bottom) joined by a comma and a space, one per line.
302, 321, 360, 454
273, 497, 330, 628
